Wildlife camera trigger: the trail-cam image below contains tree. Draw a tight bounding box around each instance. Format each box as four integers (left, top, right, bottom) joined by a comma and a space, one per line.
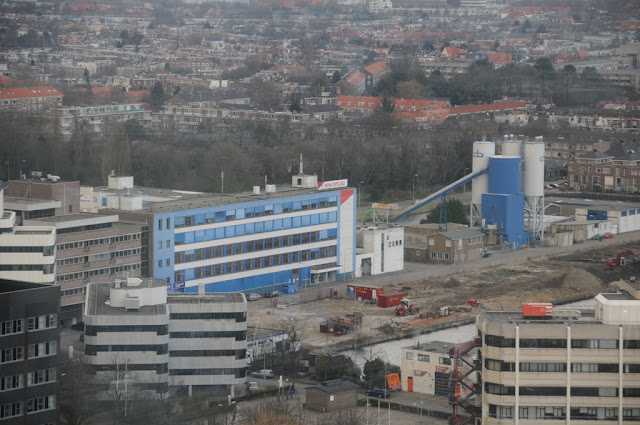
314, 354, 360, 382
396, 80, 426, 99
362, 357, 400, 390
331, 70, 342, 84
150, 82, 166, 109
422, 198, 468, 226
59, 356, 94, 425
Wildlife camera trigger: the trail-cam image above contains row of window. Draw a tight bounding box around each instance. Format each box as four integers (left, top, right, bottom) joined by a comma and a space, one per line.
85, 324, 168, 336
486, 359, 623, 373
405, 352, 451, 364
485, 383, 640, 397
0, 245, 55, 256
1, 341, 56, 364
169, 331, 246, 341
490, 405, 640, 421
174, 218, 338, 245
56, 263, 141, 282
56, 248, 141, 266
1, 315, 56, 336
175, 230, 333, 263
169, 312, 246, 322
85, 344, 169, 356
176, 247, 337, 282
170, 198, 338, 230
169, 368, 247, 378
57, 233, 141, 251
430, 252, 450, 260
0, 402, 22, 419
169, 349, 246, 360
484, 335, 640, 349
0, 264, 54, 274
88, 363, 168, 374
27, 396, 55, 414
61, 287, 86, 297
28, 368, 57, 386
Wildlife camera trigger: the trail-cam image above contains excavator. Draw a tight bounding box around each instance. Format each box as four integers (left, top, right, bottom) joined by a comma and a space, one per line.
605, 250, 640, 267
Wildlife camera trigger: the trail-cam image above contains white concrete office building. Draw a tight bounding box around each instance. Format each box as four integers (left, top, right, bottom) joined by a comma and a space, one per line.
84, 277, 247, 398
0, 189, 56, 284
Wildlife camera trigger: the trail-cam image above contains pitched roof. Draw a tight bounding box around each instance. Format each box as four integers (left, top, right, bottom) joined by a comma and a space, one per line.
0, 87, 62, 99
306, 380, 360, 394
363, 61, 388, 75
605, 141, 640, 161
344, 71, 366, 85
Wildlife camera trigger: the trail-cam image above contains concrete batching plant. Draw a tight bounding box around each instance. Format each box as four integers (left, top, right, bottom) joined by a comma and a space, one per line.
394, 135, 545, 250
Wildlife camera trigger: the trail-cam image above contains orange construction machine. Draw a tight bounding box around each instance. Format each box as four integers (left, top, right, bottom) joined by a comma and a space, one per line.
395, 299, 419, 316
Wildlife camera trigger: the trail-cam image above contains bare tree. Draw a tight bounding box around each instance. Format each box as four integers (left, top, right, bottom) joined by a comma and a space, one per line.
314, 408, 373, 425
59, 356, 94, 425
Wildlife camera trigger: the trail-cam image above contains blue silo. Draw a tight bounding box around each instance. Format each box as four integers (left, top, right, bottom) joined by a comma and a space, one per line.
488, 156, 521, 195
482, 155, 527, 249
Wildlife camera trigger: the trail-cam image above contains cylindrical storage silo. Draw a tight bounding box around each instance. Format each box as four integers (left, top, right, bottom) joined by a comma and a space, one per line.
471, 141, 495, 205
501, 138, 521, 157
489, 156, 521, 194
523, 140, 545, 198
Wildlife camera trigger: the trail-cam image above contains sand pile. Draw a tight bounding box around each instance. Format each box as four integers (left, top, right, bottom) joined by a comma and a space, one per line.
561, 267, 603, 290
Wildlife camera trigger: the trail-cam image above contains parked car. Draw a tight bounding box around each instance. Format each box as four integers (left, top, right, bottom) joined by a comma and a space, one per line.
482, 250, 492, 258
365, 388, 390, 399
251, 369, 274, 379
549, 183, 560, 189
603, 232, 614, 239
264, 290, 280, 298
247, 293, 261, 302
593, 234, 604, 241
246, 382, 260, 392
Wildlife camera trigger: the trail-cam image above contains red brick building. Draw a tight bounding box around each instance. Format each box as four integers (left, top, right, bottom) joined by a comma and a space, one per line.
0, 87, 63, 111
567, 141, 640, 192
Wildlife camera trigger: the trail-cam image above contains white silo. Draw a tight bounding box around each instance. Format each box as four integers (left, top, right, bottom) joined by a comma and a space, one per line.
523, 137, 545, 241
501, 134, 521, 157
470, 140, 495, 227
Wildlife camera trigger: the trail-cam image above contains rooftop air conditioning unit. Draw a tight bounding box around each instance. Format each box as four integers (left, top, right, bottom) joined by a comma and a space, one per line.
124, 297, 141, 311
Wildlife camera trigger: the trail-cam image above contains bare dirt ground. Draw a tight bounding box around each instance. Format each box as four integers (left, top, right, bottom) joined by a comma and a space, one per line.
249, 241, 640, 351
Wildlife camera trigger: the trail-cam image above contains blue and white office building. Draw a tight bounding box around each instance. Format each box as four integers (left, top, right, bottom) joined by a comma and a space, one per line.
109, 183, 356, 294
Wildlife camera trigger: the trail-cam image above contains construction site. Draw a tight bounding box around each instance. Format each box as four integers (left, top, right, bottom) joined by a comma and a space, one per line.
248, 239, 640, 352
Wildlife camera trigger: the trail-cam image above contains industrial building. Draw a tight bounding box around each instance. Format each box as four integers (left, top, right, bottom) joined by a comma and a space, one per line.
355, 224, 404, 277
0, 189, 56, 285
83, 277, 247, 398
0, 279, 60, 425
96, 172, 356, 294
474, 292, 640, 424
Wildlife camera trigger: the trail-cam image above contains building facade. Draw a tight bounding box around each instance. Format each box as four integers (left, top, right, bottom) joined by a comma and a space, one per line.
107, 185, 356, 294
0, 191, 56, 285
0, 87, 63, 112
477, 293, 640, 424
568, 141, 640, 192
84, 278, 247, 398
25, 214, 143, 325
0, 280, 60, 425
401, 342, 453, 396
427, 229, 483, 265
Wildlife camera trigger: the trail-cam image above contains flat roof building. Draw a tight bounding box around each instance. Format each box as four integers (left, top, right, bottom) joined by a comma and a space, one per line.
476, 293, 640, 424
84, 277, 247, 398
0, 279, 60, 425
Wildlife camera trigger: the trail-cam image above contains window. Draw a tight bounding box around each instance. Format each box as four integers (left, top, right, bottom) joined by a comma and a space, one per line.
158, 219, 162, 230
166, 259, 170, 267
27, 395, 55, 413
439, 357, 451, 365
417, 354, 430, 362
0, 374, 23, 391
0, 402, 22, 419
158, 241, 162, 249
406, 352, 414, 360
158, 260, 162, 268
1, 319, 22, 335
27, 341, 56, 358
1, 347, 23, 363
27, 314, 56, 331
27, 368, 56, 386
166, 218, 171, 229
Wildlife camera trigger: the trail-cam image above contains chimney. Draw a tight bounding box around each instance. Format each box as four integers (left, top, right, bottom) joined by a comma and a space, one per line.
299, 153, 304, 175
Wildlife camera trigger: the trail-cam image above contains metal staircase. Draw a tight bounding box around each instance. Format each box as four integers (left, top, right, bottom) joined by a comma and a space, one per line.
448, 337, 481, 425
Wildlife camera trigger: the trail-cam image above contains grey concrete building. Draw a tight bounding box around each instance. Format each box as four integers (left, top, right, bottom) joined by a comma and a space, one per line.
84, 277, 247, 399
0, 279, 60, 425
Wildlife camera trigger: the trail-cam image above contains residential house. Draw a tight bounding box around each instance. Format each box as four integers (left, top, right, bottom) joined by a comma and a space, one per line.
0, 87, 63, 112
427, 229, 484, 264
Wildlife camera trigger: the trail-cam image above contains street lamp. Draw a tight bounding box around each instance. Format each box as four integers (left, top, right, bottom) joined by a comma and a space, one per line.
358, 181, 364, 209
412, 174, 418, 202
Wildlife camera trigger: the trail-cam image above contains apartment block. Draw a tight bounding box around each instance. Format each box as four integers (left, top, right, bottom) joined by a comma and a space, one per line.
0, 279, 60, 425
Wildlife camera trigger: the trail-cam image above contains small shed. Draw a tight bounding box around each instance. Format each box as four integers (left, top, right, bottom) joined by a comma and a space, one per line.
305, 379, 360, 412
404, 243, 429, 263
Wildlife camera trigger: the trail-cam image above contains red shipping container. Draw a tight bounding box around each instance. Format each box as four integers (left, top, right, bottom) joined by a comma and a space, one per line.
377, 293, 408, 308
522, 303, 553, 317
347, 284, 384, 300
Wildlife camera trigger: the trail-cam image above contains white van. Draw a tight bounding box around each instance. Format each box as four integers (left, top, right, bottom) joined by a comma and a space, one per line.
247, 293, 261, 302
251, 369, 274, 379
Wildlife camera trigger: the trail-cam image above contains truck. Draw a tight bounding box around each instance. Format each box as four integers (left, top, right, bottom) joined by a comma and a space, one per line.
377, 293, 408, 308
395, 299, 419, 316
347, 284, 384, 300
522, 303, 553, 319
